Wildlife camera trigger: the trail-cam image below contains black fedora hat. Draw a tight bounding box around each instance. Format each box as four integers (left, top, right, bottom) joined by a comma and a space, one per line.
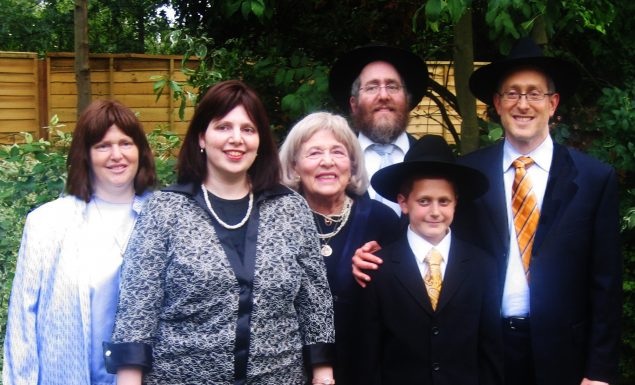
329, 45, 429, 112
469, 37, 580, 105
371, 135, 488, 203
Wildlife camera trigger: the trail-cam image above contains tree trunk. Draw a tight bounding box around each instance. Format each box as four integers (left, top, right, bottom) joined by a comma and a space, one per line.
137, 9, 146, 53
453, 11, 479, 154
531, 14, 548, 46
74, 0, 91, 116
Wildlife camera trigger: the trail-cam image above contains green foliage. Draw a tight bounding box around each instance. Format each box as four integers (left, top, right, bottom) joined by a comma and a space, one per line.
478, 119, 504, 146
146, 126, 181, 186
573, 83, 635, 383
153, 32, 331, 140
0, 0, 173, 54
415, 0, 471, 32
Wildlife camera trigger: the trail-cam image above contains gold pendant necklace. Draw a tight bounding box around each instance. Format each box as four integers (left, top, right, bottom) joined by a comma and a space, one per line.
313, 197, 353, 257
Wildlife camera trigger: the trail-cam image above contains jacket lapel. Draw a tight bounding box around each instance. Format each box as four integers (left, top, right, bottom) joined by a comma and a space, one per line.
533, 143, 578, 251
475, 143, 510, 253
390, 236, 435, 315
435, 239, 469, 313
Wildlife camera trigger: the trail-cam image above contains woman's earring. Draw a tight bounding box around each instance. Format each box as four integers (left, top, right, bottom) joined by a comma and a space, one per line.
200, 148, 204, 154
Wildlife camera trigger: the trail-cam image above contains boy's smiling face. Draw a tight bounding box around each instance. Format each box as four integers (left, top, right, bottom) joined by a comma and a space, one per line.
397, 178, 457, 245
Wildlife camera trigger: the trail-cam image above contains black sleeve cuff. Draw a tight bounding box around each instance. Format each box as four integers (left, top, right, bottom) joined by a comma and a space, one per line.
303, 342, 336, 367
103, 341, 153, 374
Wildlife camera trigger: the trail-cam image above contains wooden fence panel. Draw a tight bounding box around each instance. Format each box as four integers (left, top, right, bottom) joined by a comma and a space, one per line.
411, 61, 488, 144
0, 52, 486, 145
0, 53, 39, 143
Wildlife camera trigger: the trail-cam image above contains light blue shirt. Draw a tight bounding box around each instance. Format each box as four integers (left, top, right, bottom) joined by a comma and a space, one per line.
87, 198, 139, 385
359, 131, 410, 216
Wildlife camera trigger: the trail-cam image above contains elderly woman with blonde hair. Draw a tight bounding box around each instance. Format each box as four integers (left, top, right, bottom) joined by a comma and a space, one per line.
280, 112, 400, 385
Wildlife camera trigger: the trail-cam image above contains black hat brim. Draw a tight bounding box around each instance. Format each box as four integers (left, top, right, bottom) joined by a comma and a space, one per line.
371, 160, 489, 203
469, 56, 580, 105
329, 45, 429, 112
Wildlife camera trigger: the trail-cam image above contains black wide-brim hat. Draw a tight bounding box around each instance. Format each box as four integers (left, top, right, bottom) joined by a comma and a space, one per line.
371, 135, 489, 203
469, 37, 580, 105
329, 45, 429, 112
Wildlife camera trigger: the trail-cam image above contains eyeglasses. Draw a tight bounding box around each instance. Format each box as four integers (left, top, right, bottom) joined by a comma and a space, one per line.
498, 90, 555, 102
359, 84, 403, 95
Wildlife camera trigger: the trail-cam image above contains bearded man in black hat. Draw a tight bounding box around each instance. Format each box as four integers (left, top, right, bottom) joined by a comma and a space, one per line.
353, 37, 621, 385
456, 38, 621, 385
329, 46, 429, 215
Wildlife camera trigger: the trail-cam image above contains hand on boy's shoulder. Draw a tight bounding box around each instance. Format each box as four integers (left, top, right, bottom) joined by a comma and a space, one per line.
352, 241, 383, 288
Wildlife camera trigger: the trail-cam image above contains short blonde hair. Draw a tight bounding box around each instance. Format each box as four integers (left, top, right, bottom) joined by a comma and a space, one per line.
279, 112, 369, 196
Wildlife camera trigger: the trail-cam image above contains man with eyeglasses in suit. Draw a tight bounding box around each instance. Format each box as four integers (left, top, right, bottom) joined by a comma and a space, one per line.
329, 46, 429, 215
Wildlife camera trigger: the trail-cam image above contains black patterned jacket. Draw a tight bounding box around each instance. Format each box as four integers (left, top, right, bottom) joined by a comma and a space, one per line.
105, 183, 335, 385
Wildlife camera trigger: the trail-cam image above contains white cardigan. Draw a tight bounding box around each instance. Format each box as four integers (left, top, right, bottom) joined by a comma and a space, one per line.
3, 193, 149, 385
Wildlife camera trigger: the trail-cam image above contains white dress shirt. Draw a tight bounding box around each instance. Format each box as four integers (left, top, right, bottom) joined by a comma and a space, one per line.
501, 136, 553, 317
407, 226, 452, 281
358, 131, 410, 216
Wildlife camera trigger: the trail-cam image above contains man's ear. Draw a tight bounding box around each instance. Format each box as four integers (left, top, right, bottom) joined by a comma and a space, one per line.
349, 96, 358, 114
548, 92, 560, 118
397, 193, 409, 215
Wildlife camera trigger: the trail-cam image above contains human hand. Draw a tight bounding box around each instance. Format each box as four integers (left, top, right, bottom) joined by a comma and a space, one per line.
580, 378, 609, 385
352, 240, 383, 288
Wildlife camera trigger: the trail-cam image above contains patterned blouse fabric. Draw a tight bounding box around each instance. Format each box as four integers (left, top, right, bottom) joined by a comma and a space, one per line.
2, 193, 149, 385
109, 184, 335, 385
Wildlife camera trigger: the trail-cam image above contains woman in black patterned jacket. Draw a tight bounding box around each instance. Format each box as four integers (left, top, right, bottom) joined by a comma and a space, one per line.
104, 80, 335, 385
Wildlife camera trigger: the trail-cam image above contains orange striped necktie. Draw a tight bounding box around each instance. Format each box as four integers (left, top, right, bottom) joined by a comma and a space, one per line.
512, 156, 540, 281
423, 248, 443, 310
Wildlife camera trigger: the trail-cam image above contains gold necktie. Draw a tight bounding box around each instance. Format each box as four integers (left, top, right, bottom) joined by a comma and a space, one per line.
423, 248, 443, 310
512, 156, 540, 281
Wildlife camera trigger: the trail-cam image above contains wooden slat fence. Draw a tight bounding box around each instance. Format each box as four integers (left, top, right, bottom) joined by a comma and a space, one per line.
0, 51, 487, 145
0, 52, 199, 143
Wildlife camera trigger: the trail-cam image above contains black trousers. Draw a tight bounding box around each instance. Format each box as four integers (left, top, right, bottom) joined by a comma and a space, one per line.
502, 317, 535, 385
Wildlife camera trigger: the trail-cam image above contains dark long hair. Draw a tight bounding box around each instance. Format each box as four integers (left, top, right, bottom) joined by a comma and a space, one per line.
177, 80, 281, 192
66, 99, 156, 202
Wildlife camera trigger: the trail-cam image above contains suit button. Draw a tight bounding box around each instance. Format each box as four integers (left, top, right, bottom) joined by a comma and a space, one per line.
431, 326, 440, 335
432, 362, 440, 371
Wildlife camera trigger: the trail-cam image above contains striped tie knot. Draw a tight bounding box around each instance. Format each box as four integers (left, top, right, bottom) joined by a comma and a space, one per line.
512, 156, 534, 170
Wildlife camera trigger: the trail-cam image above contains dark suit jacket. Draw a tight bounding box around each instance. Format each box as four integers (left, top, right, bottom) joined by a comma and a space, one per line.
454, 141, 622, 385
353, 234, 503, 385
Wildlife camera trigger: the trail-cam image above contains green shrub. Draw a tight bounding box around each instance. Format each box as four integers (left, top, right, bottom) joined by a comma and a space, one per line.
580, 84, 635, 384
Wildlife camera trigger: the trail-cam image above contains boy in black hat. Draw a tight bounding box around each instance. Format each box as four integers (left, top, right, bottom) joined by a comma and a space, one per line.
352, 135, 502, 385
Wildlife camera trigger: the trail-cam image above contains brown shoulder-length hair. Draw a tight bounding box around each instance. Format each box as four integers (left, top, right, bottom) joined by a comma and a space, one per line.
66, 99, 156, 202
177, 80, 281, 192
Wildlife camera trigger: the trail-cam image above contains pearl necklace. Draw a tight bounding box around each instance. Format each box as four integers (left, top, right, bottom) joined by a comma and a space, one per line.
201, 184, 253, 230
313, 196, 353, 256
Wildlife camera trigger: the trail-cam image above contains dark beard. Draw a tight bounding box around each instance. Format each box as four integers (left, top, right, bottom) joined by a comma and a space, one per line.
352, 107, 409, 144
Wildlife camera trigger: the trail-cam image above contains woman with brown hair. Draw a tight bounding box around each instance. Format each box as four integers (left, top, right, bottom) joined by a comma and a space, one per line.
105, 80, 335, 385
3, 100, 156, 385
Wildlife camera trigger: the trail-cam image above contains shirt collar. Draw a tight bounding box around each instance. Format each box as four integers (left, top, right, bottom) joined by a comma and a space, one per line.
358, 131, 410, 154
503, 135, 553, 173
407, 226, 452, 262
